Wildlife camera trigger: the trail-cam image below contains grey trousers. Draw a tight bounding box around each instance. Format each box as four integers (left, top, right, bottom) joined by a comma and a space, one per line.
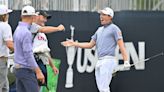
0, 59, 9, 92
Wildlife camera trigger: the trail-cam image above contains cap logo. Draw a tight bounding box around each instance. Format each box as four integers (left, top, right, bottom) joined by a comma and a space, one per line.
23, 10, 27, 13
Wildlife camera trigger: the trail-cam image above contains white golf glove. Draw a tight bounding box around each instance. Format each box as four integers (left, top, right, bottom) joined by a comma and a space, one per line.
123, 61, 131, 68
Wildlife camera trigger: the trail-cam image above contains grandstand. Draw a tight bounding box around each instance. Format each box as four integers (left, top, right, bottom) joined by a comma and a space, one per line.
1, 0, 164, 11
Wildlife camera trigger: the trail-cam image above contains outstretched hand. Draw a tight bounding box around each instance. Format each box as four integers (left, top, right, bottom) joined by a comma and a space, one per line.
61, 39, 75, 47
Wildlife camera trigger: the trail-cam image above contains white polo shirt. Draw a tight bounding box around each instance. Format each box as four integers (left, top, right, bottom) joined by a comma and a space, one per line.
30, 23, 50, 65
0, 21, 13, 57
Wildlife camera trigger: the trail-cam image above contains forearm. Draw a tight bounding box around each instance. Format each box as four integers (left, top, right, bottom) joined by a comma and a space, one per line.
48, 57, 55, 68
118, 39, 128, 61
48, 56, 59, 75
120, 47, 128, 61
35, 67, 42, 74
43, 52, 55, 68
6, 41, 14, 51
39, 26, 61, 33
73, 42, 94, 49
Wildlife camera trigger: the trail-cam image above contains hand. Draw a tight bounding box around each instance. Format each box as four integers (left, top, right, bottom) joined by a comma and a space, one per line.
123, 61, 131, 68
61, 39, 75, 47
52, 67, 59, 75
35, 68, 45, 84
57, 24, 65, 31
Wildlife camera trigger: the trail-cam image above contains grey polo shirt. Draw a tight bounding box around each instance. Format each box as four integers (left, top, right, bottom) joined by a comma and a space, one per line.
91, 23, 123, 58
30, 23, 50, 65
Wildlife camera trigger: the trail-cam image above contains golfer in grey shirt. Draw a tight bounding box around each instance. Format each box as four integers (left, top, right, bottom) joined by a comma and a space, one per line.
61, 7, 130, 92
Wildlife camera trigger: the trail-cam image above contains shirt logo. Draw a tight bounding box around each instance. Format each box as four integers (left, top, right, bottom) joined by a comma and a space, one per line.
37, 35, 46, 41
118, 32, 122, 36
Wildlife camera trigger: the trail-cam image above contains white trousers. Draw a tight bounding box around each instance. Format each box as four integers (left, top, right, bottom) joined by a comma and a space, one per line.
95, 56, 117, 92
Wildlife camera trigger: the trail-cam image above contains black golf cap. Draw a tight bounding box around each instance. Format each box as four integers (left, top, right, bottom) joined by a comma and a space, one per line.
37, 10, 51, 19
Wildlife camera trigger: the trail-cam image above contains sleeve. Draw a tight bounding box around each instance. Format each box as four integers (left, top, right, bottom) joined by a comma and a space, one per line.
2, 24, 13, 41
30, 23, 42, 34
91, 29, 99, 42
91, 33, 97, 41
22, 32, 38, 68
113, 25, 123, 41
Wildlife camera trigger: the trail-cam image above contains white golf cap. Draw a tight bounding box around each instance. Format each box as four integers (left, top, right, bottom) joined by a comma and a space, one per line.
99, 7, 114, 18
21, 5, 37, 16
0, 5, 12, 15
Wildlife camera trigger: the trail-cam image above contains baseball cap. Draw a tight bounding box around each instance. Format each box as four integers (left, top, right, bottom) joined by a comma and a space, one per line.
37, 11, 51, 19
21, 5, 37, 16
0, 5, 12, 15
99, 7, 114, 18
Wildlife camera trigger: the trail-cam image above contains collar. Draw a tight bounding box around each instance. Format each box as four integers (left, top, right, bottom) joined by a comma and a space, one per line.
18, 22, 31, 29
103, 22, 112, 28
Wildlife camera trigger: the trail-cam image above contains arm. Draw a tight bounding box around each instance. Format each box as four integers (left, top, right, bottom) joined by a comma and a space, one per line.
39, 24, 65, 33
22, 33, 39, 68
22, 33, 45, 83
3, 24, 14, 51
49, 57, 55, 68
117, 39, 130, 67
117, 39, 128, 61
61, 39, 96, 49
48, 57, 59, 75
44, 53, 59, 75
35, 67, 45, 84
45, 53, 59, 74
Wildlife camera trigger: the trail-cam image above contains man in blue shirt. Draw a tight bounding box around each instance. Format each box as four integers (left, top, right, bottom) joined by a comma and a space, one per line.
13, 5, 44, 92
61, 7, 130, 92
